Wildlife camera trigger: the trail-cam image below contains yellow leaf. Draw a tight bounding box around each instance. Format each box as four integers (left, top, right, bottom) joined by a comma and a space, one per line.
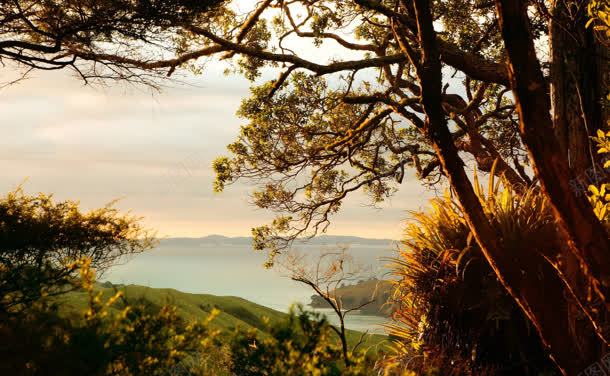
586, 18, 595, 28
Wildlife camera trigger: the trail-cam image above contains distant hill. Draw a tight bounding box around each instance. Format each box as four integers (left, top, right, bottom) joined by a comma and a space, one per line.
158, 235, 398, 248
58, 283, 386, 348
309, 278, 394, 317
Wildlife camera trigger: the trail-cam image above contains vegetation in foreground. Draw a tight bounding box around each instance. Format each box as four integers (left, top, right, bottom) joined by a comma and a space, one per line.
385, 170, 558, 375
0, 1, 608, 374
0, 189, 384, 375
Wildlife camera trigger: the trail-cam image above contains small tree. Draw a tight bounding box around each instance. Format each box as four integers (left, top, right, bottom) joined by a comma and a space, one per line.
277, 246, 381, 367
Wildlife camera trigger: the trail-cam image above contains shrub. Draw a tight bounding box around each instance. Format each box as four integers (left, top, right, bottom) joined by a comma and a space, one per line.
228, 304, 373, 376
0, 190, 220, 375
384, 171, 558, 375
0, 188, 154, 313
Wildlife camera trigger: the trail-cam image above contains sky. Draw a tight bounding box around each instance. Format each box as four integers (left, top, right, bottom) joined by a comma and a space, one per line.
0, 59, 435, 240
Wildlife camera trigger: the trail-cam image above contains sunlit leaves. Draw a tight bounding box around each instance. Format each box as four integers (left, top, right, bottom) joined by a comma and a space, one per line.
587, 0, 610, 43
214, 70, 430, 261
588, 126, 610, 223
385, 178, 557, 373
0, 188, 155, 311
227, 304, 372, 375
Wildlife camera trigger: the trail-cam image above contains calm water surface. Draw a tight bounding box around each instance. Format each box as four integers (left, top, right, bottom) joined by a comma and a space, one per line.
105, 240, 393, 334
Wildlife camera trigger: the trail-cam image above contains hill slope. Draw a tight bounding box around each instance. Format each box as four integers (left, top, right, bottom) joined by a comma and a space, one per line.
58, 284, 386, 348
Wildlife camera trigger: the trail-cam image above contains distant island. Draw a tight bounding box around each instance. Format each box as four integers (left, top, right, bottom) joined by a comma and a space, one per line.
159, 234, 398, 247
309, 278, 394, 317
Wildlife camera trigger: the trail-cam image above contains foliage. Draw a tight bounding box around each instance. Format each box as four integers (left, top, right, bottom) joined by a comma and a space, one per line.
0, 0, 223, 84
0, 257, 220, 376
589, 127, 610, 223
587, 0, 610, 45
0, 188, 154, 313
384, 174, 558, 375
228, 304, 374, 376
0, 190, 222, 375
205, 1, 531, 261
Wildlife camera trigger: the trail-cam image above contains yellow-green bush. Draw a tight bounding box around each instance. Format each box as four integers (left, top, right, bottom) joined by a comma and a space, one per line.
228, 304, 375, 376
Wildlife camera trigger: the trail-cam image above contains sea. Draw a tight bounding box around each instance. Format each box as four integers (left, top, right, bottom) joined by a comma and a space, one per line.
105, 236, 398, 334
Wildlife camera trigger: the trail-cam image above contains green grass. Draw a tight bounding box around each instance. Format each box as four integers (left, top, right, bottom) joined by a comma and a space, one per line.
57, 284, 387, 351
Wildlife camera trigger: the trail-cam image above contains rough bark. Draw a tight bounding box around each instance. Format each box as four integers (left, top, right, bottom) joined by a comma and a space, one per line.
494, 0, 610, 371
495, 0, 610, 296
406, 0, 600, 373
550, 0, 609, 175
548, 0, 610, 362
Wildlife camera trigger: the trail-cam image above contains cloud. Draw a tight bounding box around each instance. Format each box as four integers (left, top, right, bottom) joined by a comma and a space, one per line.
0, 64, 433, 239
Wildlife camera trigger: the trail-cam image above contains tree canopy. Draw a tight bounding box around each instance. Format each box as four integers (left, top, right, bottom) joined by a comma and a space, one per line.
206, 0, 536, 255
0, 0, 223, 85
0, 188, 154, 313
2, 0, 608, 374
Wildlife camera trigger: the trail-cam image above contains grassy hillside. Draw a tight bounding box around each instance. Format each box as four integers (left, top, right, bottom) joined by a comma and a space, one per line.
58, 284, 387, 350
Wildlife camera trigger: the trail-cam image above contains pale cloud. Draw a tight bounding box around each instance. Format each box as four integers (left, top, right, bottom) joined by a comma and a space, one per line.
0, 62, 434, 240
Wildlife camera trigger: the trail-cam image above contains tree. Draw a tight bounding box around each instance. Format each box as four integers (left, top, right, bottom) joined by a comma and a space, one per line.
3, 0, 607, 373
277, 247, 379, 367
195, 1, 609, 374
0, 0, 223, 85
0, 188, 154, 313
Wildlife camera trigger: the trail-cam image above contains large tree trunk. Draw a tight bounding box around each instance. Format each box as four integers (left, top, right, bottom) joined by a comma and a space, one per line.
495, 0, 610, 298
550, 0, 609, 175
495, 0, 610, 372
401, 1, 599, 374
549, 0, 610, 362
